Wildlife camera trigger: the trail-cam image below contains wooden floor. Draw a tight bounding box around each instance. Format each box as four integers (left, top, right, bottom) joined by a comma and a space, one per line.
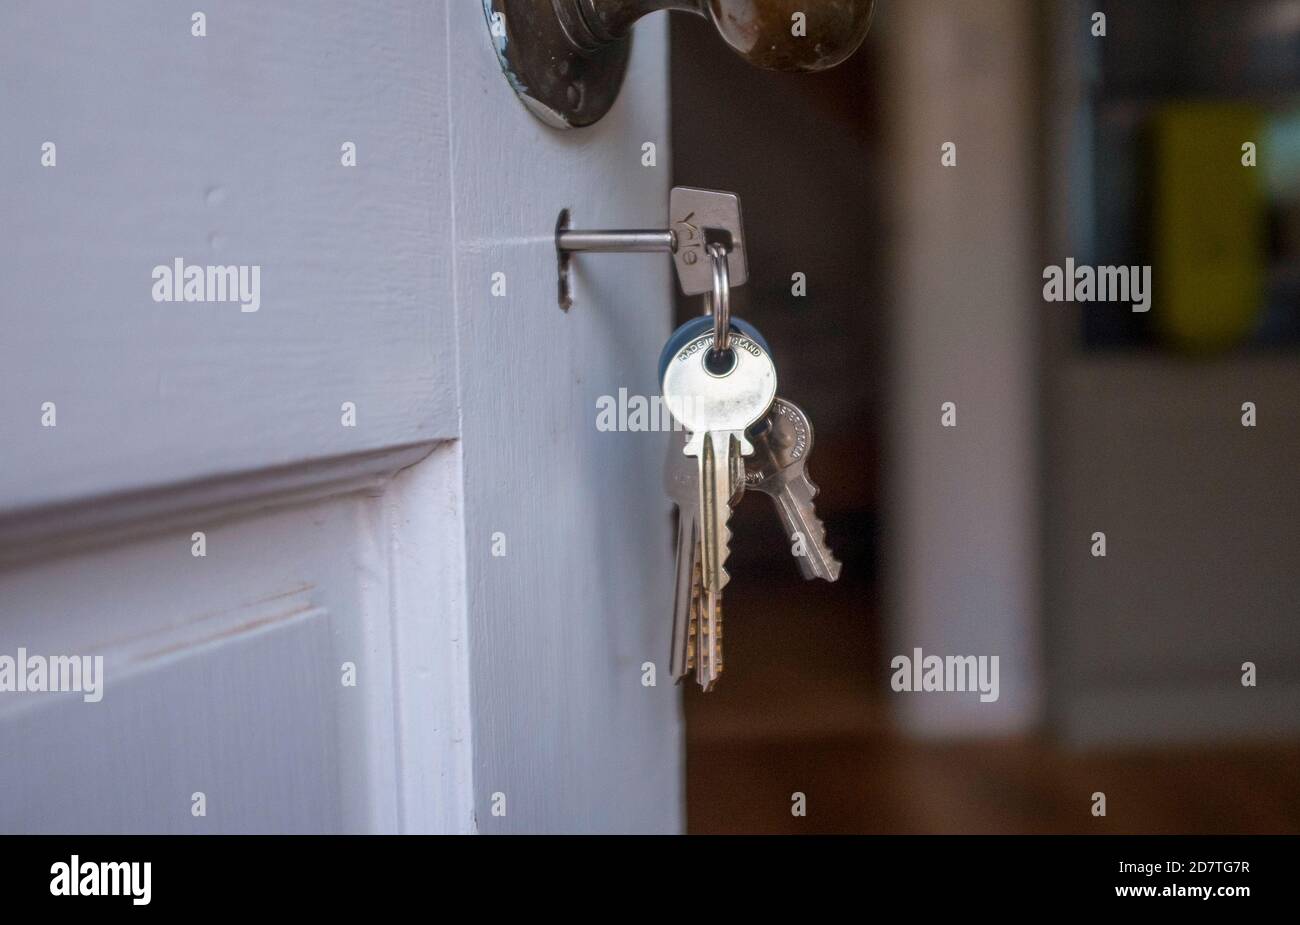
687, 734, 1300, 834
683, 570, 1300, 834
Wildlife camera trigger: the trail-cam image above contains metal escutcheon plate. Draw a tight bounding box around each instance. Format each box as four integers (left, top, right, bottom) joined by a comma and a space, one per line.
482, 0, 631, 129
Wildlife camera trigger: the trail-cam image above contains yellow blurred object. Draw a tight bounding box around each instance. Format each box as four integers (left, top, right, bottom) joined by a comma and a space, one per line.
1153, 104, 1266, 353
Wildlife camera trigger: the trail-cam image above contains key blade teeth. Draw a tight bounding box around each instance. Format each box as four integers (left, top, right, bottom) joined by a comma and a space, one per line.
708, 517, 732, 593
669, 515, 697, 679
713, 512, 732, 591
817, 548, 843, 582
713, 597, 724, 678
697, 590, 723, 692
777, 483, 842, 582
698, 431, 737, 594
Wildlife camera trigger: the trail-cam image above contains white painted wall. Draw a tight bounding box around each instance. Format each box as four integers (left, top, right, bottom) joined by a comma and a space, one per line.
1039, 3, 1300, 746
880, 0, 1043, 736
1048, 359, 1300, 745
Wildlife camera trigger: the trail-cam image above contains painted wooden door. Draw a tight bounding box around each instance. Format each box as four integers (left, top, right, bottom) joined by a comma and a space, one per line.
0, 1, 679, 833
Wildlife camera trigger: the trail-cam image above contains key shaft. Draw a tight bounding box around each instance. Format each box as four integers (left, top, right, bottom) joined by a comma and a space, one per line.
746, 398, 842, 582
772, 472, 841, 582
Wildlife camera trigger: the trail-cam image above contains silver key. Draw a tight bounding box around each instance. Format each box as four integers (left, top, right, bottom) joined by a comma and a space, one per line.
663, 332, 774, 692
662, 332, 777, 596
698, 434, 744, 690
746, 397, 842, 582
680, 548, 723, 691
665, 427, 741, 684
665, 428, 700, 682
696, 586, 722, 691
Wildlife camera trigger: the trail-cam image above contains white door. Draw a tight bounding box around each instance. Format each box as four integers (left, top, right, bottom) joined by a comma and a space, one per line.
0, 1, 679, 834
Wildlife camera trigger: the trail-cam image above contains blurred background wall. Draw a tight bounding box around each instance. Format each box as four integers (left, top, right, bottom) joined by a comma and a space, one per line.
1041, 0, 1300, 745
671, 0, 1300, 833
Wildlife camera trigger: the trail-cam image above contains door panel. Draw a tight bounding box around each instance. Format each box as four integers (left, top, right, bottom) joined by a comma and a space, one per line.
3, 601, 337, 834
446, 9, 680, 833
0, 466, 471, 833
0, 0, 456, 513
0, 2, 680, 833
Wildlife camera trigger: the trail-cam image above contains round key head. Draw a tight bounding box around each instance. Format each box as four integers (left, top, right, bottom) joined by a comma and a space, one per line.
660, 329, 777, 437
657, 315, 773, 385
764, 398, 813, 460
745, 397, 812, 487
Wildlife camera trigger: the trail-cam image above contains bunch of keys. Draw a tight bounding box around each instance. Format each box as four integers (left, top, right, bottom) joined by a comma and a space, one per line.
555, 186, 840, 691
660, 244, 841, 691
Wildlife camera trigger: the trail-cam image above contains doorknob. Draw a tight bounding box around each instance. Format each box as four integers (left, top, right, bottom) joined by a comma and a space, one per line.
483, 0, 876, 128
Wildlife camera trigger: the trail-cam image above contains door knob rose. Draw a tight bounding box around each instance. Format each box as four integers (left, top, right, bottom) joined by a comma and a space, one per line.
484, 0, 876, 128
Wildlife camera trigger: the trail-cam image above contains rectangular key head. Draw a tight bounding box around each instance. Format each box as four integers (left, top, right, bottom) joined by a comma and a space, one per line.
670, 186, 748, 296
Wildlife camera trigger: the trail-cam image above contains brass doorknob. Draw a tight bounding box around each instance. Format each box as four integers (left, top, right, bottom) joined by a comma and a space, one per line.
484, 0, 876, 128
702, 0, 875, 72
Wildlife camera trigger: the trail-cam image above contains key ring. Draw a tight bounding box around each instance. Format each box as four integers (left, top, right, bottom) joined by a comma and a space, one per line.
705, 242, 731, 354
